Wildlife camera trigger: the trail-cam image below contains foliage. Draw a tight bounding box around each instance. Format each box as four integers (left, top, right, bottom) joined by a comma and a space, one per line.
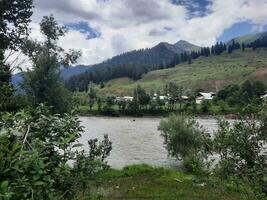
216, 80, 266, 108
87, 83, 97, 110
21, 15, 81, 114
159, 115, 210, 174
159, 113, 267, 197
0, 0, 33, 50
0, 105, 112, 199
212, 117, 267, 195
0, 0, 33, 112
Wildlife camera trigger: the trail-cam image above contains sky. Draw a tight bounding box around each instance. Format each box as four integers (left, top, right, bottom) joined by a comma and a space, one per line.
23, 0, 267, 67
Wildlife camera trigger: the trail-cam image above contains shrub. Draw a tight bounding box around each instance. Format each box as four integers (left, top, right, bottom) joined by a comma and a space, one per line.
159, 115, 210, 174
0, 104, 112, 199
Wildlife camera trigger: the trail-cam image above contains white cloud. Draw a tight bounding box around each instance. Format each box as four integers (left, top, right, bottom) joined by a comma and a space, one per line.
22, 0, 267, 68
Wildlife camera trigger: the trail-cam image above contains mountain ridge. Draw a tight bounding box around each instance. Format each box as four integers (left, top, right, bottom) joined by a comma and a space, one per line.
11, 32, 266, 89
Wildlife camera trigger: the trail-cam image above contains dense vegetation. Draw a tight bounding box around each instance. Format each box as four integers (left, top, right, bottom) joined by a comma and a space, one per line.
0, 105, 112, 199
73, 79, 266, 117
159, 111, 267, 198
0, 0, 33, 112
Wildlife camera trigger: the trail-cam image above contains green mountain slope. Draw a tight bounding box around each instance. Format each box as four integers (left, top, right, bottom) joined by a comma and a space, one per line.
101, 48, 267, 95
227, 31, 267, 45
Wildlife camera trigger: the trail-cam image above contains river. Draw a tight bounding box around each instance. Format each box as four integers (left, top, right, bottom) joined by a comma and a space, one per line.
78, 117, 223, 169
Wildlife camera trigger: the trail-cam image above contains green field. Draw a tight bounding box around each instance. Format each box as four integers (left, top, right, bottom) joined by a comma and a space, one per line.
74, 165, 258, 200
101, 48, 267, 96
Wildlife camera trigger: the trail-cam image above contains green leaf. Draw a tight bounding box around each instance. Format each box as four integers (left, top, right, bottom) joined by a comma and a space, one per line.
34, 181, 45, 186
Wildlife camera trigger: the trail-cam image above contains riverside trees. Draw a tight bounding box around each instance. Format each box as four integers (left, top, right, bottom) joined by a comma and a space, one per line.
0, 0, 33, 112
21, 15, 81, 114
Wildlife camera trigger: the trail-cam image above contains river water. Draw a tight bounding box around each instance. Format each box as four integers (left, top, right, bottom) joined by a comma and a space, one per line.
78, 117, 222, 169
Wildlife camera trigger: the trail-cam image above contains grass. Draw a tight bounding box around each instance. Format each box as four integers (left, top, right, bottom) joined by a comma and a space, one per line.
100, 48, 267, 96
74, 164, 258, 200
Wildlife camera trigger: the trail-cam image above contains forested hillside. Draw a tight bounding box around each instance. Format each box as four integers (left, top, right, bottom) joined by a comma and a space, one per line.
99, 48, 267, 95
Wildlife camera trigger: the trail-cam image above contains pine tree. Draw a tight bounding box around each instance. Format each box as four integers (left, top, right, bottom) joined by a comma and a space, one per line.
242, 42, 245, 51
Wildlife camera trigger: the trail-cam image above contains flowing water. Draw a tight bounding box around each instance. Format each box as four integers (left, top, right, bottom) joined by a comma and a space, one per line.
78, 117, 223, 169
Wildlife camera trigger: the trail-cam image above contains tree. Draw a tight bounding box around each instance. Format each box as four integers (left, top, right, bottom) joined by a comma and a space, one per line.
159, 115, 209, 173
104, 94, 115, 112
188, 55, 192, 64
201, 100, 211, 113
88, 83, 97, 110
212, 117, 267, 194
21, 15, 81, 113
134, 85, 150, 110
242, 42, 245, 51
0, 0, 33, 112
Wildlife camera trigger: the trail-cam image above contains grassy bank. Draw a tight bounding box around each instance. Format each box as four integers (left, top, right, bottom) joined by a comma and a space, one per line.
74, 164, 258, 200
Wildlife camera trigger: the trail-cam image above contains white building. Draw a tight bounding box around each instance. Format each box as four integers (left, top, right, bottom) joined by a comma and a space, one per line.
196, 92, 215, 104
123, 96, 133, 102
260, 94, 267, 100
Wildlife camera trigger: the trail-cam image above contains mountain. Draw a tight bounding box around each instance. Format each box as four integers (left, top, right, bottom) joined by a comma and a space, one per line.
227, 31, 267, 45
11, 73, 23, 91
11, 65, 91, 89
96, 40, 201, 69
60, 65, 91, 80
174, 40, 201, 52
65, 40, 202, 90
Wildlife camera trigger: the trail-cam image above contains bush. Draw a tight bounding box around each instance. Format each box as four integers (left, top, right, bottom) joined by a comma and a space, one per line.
160, 113, 267, 196
159, 115, 210, 174
0, 104, 112, 199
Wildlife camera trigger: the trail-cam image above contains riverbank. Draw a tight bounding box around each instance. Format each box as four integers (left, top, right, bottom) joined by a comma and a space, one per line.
77, 105, 242, 119
74, 164, 257, 200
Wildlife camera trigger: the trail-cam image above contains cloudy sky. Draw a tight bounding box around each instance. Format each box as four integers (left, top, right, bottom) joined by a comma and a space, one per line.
29, 0, 267, 66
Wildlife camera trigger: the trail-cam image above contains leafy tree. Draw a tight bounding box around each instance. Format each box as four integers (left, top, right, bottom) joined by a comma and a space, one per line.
201, 100, 211, 113
253, 81, 266, 97
212, 117, 267, 194
88, 83, 97, 110
165, 82, 179, 110
0, 0, 33, 112
159, 115, 210, 173
103, 94, 115, 112
134, 85, 150, 110
21, 15, 81, 113
96, 96, 103, 112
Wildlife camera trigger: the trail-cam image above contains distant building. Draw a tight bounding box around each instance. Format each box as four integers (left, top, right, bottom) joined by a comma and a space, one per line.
159, 96, 168, 100
115, 96, 133, 102
123, 96, 133, 102
260, 94, 267, 100
182, 96, 189, 100
196, 92, 215, 104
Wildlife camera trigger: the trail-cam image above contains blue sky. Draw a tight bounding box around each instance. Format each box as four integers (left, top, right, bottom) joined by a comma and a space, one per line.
218, 22, 267, 42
